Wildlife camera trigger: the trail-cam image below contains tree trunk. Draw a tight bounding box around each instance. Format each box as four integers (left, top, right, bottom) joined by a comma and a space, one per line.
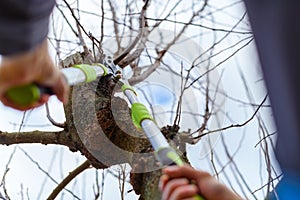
59, 52, 191, 199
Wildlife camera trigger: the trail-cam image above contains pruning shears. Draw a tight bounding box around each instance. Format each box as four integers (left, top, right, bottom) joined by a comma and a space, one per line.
6, 56, 204, 200
5, 55, 115, 106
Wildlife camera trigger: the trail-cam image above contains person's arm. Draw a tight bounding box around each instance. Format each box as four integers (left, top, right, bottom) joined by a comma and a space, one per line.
159, 165, 242, 200
0, 40, 68, 110
0, 0, 68, 110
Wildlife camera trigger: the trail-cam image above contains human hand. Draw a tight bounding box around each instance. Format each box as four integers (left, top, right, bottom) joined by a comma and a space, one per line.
159, 165, 243, 200
0, 40, 69, 110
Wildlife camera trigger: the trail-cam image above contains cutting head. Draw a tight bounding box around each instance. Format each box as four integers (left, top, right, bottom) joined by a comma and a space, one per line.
103, 54, 122, 80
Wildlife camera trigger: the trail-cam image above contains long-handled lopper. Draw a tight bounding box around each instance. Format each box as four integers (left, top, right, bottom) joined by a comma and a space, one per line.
6, 56, 204, 200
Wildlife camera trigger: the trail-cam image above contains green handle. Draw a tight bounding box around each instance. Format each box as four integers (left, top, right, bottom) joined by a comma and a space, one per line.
156, 147, 205, 200
6, 84, 52, 107
194, 195, 205, 200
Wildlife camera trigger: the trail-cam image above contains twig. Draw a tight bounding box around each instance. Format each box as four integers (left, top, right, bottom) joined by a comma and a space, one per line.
17, 147, 81, 200
173, 62, 185, 126
129, 1, 208, 85
237, 64, 277, 195
144, 18, 252, 35
251, 174, 282, 194
118, 165, 127, 200
55, 4, 79, 37
187, 37, 254, 92
18, 111, 27, 132
0, 146, 16, 200
63, 0, 101, 46
37, 149, 59, 199
107, 0, 121, 51
100, 170, 105, 200
45, 102, 66, 128
47, 160, 91, 200
255, 132, 277, 148
1, 168, 10, 200
197, 68, 212, 133
221, 131, 258, 199
113, 0, 150, 65
92, 169, 102, 200
194, 94, 268, 139
76, 21, 90, 55
98, 0, 105, 56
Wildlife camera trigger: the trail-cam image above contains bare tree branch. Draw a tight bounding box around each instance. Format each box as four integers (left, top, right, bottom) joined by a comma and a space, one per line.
0, 146, 16, 200
145, 17, 252, 35
129, 1, 209, 85
45, 102, 66, 128
63, 0, 101, 47
47, 160, 91, 200
107, 0, 121, 52
113, 0, 150, 65
0, 130, 74, 148
193, 94, 268, 139
17, 146, 81, 199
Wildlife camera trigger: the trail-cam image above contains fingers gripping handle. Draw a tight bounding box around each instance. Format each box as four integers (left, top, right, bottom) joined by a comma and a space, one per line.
6, 84, 53, 107
4, 63, 108, 107
157, 148, 205, 200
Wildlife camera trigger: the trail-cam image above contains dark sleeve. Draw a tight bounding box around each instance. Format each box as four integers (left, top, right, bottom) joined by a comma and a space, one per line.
0, 0, 56, 55
244, 0, 300, 178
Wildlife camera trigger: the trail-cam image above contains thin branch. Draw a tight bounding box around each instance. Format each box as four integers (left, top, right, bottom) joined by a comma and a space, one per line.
113, 0, 150, 65
194, 94, 268, 139
187, 37, 254, 91
93, 171, 99, 200
17, 147, 81, 200
221, 131, 258, 199
63, 0, 101, 46
144, 17, 252, 35
98, 0, 105, 56
37, 149, 59, 199
76, 21, 90, 55
100, 170, 106, 200
173, 62, 185, 126
45, 103, 66, 128
237, 63, 277, 195
55, 4, 79, 37
18, 111, 27, 132
107, 0, 121, 51
251, 174, 282, 195
47, 160, 91, 200
1, 168, 10, 200
118, 165, 127, 200
0, 146, 16, 200
197, 68, 211, 133
129, 1, 208, 85
254, 132, 277, 148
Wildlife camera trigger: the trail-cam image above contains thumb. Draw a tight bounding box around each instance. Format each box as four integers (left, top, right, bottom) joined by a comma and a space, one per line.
52, 72, 69, 104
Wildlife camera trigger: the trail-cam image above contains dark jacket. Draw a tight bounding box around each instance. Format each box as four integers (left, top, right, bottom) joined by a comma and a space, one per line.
244, 0, 300, 198
0, 0, 56, 55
